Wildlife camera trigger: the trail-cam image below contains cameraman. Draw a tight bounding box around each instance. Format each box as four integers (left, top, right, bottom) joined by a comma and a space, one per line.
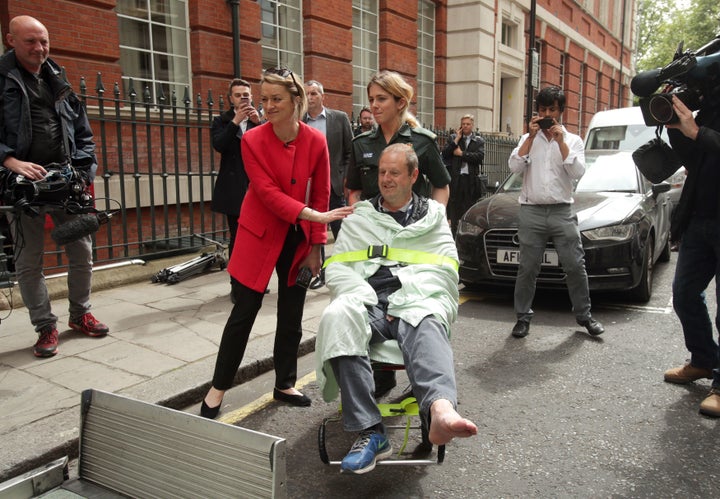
663, 91, 720, 418
0, 15, 108, 357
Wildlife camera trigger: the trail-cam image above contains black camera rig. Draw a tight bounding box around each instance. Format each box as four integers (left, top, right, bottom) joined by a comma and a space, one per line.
632, 36, 720, 126
0, 163, 94, 217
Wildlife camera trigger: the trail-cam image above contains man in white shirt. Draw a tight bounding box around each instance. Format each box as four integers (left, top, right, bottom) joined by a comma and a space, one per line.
507, 86, 604, 339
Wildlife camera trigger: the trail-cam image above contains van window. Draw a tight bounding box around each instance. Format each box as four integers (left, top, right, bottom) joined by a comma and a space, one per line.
585, 124, 659, 152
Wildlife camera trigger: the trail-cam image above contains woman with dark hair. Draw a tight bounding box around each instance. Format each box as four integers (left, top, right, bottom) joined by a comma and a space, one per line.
200, 67, 353, 419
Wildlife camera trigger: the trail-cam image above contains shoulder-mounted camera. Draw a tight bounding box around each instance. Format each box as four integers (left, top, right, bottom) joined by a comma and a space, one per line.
632, 36, 720, 126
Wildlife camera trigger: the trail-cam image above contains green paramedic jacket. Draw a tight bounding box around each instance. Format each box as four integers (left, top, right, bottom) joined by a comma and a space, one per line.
315, 198, 459, 402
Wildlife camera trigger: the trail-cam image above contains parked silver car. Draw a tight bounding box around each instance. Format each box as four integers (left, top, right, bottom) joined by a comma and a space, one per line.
584, 106, 685, 214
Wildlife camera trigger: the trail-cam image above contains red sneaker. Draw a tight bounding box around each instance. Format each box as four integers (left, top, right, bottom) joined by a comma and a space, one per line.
34, 326, 59, 357
69, 313, 109, 337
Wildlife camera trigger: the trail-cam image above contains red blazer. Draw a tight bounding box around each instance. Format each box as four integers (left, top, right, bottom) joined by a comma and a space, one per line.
228, 121, 330, 292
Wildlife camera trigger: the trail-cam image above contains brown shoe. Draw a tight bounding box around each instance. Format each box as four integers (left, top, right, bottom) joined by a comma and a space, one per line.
699, 388, 720, 418
664, 363, 713, 384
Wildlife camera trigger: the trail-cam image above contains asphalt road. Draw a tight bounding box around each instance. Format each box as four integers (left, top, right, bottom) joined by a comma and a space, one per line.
203, 251, 718, 498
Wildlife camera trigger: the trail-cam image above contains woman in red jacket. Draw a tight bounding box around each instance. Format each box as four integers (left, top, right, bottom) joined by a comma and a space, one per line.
201, 68, 353, 418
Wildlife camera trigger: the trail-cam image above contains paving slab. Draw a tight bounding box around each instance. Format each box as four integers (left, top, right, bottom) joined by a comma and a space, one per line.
0, 249, 332, 482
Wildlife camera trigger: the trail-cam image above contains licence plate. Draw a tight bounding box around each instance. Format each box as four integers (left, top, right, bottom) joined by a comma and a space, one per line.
496, 249, 559, 266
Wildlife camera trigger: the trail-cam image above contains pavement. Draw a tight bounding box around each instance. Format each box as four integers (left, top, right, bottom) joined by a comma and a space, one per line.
0, 247, 332, 483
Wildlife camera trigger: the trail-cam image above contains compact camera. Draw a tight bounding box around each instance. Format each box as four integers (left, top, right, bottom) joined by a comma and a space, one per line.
537, 117, 555, 130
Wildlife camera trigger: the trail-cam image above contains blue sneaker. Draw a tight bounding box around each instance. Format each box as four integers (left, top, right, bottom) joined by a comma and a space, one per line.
340, 429, 392, 474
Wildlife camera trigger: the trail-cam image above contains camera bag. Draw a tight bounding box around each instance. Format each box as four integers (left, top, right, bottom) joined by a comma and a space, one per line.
632, 125, 682, 183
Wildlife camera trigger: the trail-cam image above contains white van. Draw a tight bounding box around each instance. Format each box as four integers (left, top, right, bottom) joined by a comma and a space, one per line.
584, 106, 685, 210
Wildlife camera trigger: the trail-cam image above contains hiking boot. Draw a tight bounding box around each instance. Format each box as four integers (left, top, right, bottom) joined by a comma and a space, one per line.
699, 388, 720, 418
69, 313, 109, 337
664, 363, 713, 384
577, 317, 605, 336
34, 326, 59, 357
340, 429, 392, 474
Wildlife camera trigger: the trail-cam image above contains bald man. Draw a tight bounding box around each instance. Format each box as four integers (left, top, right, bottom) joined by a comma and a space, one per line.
1, 16, 109, 357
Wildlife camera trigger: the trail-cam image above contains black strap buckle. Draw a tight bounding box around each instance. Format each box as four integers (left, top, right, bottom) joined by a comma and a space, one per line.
367, 245, 388, 259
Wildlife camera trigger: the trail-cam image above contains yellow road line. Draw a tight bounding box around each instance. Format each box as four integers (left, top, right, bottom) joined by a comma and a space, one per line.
219, 370, 318, 425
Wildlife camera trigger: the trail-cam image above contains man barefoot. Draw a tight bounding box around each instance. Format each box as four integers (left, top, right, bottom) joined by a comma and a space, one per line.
316, 144, 476, 474
429, 399, 478, 445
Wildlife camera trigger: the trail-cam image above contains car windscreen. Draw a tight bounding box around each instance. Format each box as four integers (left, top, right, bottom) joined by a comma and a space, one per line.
575, 153, 639, 192
585, 124, 664, 152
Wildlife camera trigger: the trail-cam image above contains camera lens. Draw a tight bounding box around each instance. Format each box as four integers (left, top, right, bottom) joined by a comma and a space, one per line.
648, 95, 675, 124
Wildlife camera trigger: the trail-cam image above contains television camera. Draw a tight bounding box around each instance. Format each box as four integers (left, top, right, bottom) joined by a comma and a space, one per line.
0, 163, 94, 217
631, 36, 720, 126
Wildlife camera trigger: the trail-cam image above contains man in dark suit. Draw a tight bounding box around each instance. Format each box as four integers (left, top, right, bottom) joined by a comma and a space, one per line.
211, 79, 261, 289
442, 114, 486, 236
303, 80, 353, 288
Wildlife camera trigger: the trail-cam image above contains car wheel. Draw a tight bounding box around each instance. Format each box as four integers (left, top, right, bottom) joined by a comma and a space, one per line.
658, 234, 671, 263
629, 236, 654, 302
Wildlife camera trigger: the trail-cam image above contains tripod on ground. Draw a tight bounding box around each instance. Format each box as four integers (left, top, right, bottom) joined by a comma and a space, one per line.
151, 234, 227, 284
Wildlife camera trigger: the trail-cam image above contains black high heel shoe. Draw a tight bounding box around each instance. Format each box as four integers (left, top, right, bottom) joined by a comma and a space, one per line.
200, 398, 221, 419
273, 388, 311, 407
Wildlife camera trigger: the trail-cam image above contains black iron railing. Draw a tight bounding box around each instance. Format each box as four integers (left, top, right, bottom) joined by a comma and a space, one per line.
5, 74, 518, 274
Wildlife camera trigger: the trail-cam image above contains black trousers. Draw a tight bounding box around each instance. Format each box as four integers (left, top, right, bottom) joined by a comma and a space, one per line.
211, 227, 308, 390
226, 213, 239, 259
448, 174, 486, 235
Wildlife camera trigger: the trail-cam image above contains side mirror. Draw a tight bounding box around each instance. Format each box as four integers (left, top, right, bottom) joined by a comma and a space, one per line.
652, 182, 672, 197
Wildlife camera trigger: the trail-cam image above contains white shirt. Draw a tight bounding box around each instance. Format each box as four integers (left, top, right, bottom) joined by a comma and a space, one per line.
508, 125, 585, 205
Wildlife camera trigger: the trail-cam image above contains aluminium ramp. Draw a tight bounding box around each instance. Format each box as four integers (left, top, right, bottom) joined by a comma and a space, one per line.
78, 389, 286, 499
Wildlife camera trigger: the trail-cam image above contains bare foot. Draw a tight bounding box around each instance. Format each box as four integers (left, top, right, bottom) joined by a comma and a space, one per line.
204, 386, 225, 407
428, 399, 478, 445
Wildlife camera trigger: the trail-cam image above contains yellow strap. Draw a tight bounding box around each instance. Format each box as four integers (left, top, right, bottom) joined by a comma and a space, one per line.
323, 245, 458, 271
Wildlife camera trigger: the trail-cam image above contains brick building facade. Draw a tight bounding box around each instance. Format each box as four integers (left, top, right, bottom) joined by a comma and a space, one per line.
0, 0, 636, 270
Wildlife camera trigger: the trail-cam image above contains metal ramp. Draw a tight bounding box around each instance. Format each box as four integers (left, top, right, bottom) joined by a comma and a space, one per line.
0, 389, 286, 499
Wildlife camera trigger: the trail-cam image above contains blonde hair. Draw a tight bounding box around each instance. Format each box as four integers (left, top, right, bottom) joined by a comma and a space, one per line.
261, 68, 308, 119
366, 70, 418, 128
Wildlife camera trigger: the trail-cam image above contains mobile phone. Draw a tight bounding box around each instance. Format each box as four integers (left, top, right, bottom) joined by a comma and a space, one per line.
537, 117, 554, 130
295, 267, 313, 289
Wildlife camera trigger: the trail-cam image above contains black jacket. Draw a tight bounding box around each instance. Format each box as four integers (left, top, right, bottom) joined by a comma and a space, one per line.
668, 102, 720, 242
442, 132, 485, 178
210, 109, 258, 215
0, 50, 97, 179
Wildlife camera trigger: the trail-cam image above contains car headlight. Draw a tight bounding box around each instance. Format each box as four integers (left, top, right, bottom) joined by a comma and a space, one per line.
582, 224, 635, 241
457, 219, 485, 237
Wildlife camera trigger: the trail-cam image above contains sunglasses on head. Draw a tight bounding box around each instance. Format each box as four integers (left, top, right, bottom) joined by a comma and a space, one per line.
264, 66, 302, 96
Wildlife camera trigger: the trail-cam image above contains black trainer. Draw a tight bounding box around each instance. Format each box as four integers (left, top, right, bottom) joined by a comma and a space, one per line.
511, 320, 530, 338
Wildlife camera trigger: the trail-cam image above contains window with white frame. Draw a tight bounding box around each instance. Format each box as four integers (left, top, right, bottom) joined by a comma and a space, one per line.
116, 0, 191, 104
416, 0, 435, 127
352, 0, 378, 119
260, 0, 303, 75
501, 21, 516, 49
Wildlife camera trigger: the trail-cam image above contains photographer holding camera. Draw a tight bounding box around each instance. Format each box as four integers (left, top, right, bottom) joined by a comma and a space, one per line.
507, 86, 604, 340
1, 16, 108, 357
663, 89, 720, 417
